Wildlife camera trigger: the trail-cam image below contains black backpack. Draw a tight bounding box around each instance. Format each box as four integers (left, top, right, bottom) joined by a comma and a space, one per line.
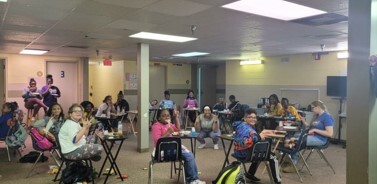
61, 161, 94, 184
19, 151, 48, 163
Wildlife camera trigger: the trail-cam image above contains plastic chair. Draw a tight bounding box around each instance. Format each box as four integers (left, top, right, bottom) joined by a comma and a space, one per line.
231, 138, 275, 184
300, 138, 336, 174
26, 129, 60, 178
277, 132, 310, 183
148, 137, 185, 184
52, 133, 94, 184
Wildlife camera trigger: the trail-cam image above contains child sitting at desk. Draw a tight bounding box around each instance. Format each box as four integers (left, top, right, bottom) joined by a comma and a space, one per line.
233, 108, 281, 184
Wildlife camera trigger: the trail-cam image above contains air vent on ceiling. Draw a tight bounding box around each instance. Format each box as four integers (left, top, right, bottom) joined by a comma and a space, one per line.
63, 45, 89, 49
290, 13, 348, 26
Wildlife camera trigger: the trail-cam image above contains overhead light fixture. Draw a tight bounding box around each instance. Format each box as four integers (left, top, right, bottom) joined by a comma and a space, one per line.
0, 0, 8, 2
19, 49, 48, 55
173, 52, 209, 57
337, 51, 349, 59
240, 60, 263, 65
222, 0, 327, 21
129, 32, 197, 42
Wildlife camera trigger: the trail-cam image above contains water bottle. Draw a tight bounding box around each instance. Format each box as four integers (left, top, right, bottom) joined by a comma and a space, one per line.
117, 122, 123, 135
288, 113, 292, 120
191, 127, 196, 136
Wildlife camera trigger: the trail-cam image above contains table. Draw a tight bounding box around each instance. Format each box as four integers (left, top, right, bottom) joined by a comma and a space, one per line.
173, 133, 197, 157
217, 111, 233, 134
127, 110, 138, 135
218, 134, 234, 169
256, 115, 287, 132
182, 108, 199, 130
95, 116, 116, 132
261, 129, 286, 152
98, 135, 127, 184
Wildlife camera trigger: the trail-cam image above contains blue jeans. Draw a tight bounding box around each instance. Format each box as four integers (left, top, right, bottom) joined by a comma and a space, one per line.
197, 129, 220, 144
182, 149, 199, 182
291, 135, 326, 164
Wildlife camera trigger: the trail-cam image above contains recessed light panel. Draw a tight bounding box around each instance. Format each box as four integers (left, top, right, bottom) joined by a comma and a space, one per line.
129, 32, 197, 42
20, 49, 48, 55
172, 52, 209, 57
222, 0, 327, 21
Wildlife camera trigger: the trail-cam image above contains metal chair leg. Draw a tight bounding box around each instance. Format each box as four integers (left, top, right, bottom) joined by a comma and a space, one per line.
287, 155, 303, 183
26, 152, 43, 178
317, 149, 336, 174
53, 160, 65, 182
298, 151, 312, 175
265, 162, 275, 184
148, 161, 153, 184
6, 144, 10, 162
181, 161, 186, 184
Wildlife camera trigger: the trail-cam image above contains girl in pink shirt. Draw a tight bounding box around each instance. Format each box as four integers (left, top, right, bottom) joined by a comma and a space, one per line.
151, 109, 205, 184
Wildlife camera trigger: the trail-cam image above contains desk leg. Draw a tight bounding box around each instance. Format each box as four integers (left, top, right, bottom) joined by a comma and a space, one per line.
98, 140, 110, 178
184, 110, 189, 130
189, 137, 197, 157
106, 140, 125, 182
128, 115, 137, 135
221, 138, 233, 169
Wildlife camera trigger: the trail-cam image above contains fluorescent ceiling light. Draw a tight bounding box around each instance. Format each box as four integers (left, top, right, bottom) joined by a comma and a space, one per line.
0, 0, 8, 2
19, 49, 48, 55
129, 32, 197, 42
172, 52, 209, 57
240, 60, 263, 65
337, 52, 349, 59
222, 0, 327, 21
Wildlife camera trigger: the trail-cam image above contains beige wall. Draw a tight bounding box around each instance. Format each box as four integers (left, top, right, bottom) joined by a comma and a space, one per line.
89, 60, 124, 107
226, 51, 348, 140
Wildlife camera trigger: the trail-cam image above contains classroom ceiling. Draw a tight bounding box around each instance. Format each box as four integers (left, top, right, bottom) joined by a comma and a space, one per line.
0, 0, 348, 63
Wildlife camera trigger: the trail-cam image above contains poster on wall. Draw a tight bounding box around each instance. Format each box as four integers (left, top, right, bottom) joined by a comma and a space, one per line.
126, 72, 137, 89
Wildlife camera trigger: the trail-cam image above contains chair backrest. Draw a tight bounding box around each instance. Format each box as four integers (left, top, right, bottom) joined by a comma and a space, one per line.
245, 138, 271, 162
154, 137, 182, 162
292, 131, 308, 153
52, 132, 65, 157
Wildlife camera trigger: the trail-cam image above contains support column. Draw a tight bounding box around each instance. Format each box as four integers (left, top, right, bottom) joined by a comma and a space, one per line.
197, 66, 202, 108
137, 43, 150, 153
348, 0, 377, 183
82, 57, 89, 100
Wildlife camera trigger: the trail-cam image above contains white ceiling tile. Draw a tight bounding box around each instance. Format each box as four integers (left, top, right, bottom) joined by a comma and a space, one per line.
106, 19, 157, 31
144, 0, 211, 16
94, 0, 158, 8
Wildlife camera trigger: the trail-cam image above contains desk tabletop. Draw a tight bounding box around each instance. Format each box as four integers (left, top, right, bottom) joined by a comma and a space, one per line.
104, 135, 127, 141
218, 134, 234, 141
127, 110, 138, 114
261, 130, 286, 138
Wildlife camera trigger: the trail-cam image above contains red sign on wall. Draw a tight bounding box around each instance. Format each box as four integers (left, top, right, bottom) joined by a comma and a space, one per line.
103, 58, 112, 66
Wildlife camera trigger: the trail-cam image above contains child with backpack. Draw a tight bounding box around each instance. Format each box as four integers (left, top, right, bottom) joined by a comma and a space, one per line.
233, 108, 281, 184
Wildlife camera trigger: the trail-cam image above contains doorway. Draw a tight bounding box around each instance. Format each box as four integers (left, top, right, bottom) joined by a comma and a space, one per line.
46, 61, 79, 111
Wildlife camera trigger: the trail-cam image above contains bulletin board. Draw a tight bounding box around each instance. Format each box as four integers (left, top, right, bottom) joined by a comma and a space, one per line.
125, 72, 137, 89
